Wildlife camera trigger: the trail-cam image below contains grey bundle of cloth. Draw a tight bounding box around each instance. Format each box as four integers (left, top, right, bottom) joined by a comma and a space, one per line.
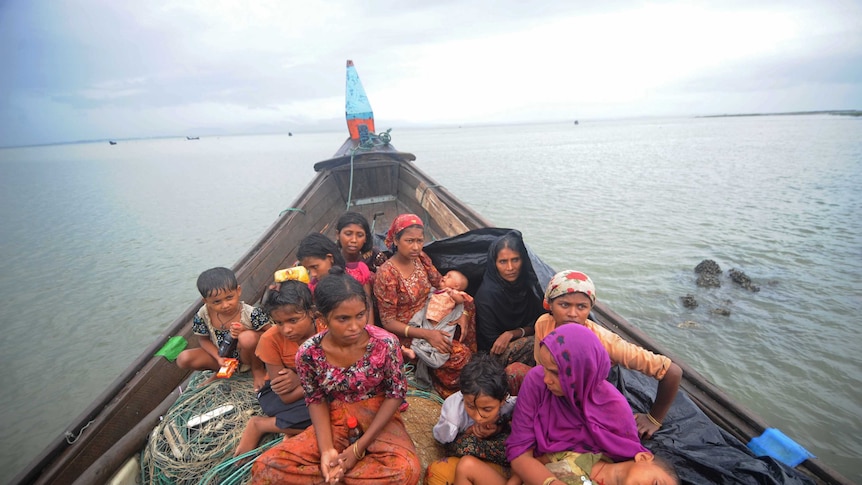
407, 301, 463, 390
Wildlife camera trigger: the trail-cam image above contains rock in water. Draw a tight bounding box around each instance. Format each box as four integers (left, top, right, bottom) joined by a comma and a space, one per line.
729, 268, 760, 292
695, 259, 722, 275
695, 259, 722, 287
681, 294, 699, 308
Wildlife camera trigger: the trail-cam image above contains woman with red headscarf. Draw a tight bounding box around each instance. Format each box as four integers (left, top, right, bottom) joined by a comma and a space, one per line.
373, 214, 472, 397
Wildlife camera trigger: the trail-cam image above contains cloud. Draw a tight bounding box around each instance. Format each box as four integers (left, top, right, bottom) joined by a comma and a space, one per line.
1, 0, 860, 147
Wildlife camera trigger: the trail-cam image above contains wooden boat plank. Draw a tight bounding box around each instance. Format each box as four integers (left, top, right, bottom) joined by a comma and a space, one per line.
31, 358, 189, 485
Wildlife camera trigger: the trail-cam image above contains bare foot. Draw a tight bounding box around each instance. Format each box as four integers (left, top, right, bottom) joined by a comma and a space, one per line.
401, 346, 416, 360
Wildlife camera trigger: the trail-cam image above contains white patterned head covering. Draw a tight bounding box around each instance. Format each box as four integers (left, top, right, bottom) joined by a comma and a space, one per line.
543, 270, 596, 308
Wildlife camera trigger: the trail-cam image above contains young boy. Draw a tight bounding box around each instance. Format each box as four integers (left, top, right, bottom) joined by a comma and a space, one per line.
176, 267, 269, 391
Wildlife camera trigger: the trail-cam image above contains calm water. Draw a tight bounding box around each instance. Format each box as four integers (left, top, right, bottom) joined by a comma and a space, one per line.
1, 116, 860, 483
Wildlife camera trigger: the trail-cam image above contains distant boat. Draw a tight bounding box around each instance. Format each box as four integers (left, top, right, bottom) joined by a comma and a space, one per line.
108, 141, 117, 145
288, 132, 293, 137
186, 136, 200, 140
574, 120, 579, 125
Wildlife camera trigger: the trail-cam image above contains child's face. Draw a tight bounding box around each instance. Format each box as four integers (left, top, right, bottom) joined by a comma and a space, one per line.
548, 292, 593, 325
440, 271, 468, 291
270, 305, 316, 342
204, 287, 242, 316
623, 453, 678, 485
463, 392, 504, 427
537, 345, 563, 396
300, 255, 333, 281
323, 297, 368, 345
338, 223, 367, 257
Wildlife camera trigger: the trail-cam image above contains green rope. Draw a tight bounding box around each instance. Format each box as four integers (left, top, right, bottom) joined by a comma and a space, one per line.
278, 207, 306, 217
197, 437, 282, 485
346, 128, 392, 209
407, 389, 445, 405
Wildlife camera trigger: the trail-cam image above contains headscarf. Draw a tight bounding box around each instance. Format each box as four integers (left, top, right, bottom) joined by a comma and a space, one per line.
543, 270, 596, 310
474, 230, 544, 351
384, 213, 424, 249
506, 324, 648, 462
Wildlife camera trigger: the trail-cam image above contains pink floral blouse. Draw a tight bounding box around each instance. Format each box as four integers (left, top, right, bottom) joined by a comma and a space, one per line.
295, 324, 406, 405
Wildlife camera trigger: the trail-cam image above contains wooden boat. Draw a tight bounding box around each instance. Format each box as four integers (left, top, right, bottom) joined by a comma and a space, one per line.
12, 62, 852, 485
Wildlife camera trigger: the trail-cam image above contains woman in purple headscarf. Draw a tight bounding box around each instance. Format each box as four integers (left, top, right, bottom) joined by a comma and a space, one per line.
504, 324, 678, 485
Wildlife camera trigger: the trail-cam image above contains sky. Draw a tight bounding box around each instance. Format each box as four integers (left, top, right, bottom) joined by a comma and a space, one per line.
1, 0, 860, 147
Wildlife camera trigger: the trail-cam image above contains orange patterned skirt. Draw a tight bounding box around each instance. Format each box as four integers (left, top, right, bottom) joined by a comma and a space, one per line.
251, 396, 420, 485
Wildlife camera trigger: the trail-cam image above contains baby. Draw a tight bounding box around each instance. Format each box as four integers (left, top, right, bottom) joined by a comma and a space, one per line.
403, 270, 470, 360
426, 270, 471, 324
403, 270, 472, 390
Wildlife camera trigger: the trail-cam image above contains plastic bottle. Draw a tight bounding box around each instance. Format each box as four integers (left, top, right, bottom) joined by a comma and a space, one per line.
218, 332, 238, 357
347, 416, 363, 444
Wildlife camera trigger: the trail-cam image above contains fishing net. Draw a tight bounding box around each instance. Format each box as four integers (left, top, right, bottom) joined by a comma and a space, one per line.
140, 365, 448, 484
141, 371, 272, 485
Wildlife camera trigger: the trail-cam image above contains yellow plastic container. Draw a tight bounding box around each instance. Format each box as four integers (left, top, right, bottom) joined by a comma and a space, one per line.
274, 265, 310, 283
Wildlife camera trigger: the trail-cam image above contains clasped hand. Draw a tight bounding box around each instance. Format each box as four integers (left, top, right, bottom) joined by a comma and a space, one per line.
470, 421, 501, 439
320, 446, 360, 484
271, 368, 299, 396
424, 329, 453, 354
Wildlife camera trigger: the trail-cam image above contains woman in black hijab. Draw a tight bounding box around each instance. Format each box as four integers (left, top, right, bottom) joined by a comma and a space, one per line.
474, 230, 544, 366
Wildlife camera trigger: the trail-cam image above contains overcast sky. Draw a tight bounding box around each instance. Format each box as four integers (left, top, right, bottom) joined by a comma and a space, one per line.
1, 0, 860, 147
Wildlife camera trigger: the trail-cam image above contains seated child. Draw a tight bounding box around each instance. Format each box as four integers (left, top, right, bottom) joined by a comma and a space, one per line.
507, 324, 679, 485
425, 354, 517, 485
176, 267, 269, 391
405, 270, 473, 388
297, 232, 374, 321
534, 270, 683, 438
235, 280, 322, 457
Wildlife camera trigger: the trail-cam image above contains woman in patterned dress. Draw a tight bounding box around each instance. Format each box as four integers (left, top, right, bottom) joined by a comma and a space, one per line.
251, 268, 420, 485
373, 213, 472, 398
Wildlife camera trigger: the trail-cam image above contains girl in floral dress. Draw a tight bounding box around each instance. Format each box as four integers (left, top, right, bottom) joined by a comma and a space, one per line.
251, 268, 420, 485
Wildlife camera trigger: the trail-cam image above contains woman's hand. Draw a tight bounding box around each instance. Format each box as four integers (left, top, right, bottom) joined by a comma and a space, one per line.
334, 445, 361, 476
634, 413, 661, 439
470, 421, 501, 439
490, 331, 515, 355
320, 447, 342, 483
271, 368, 299, 395
422, 328, 453, 354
